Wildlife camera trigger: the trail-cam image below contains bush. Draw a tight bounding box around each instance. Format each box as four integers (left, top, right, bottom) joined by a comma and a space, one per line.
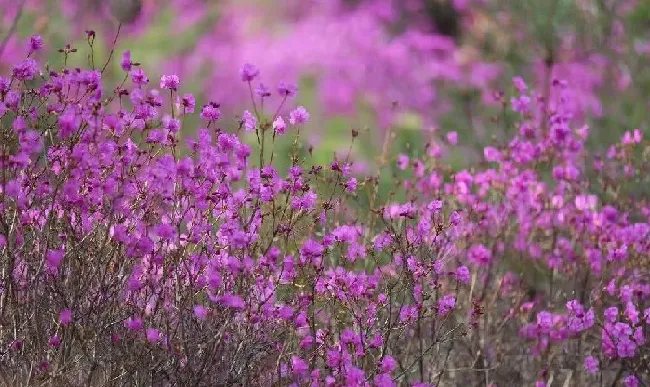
0, 35, 649, 387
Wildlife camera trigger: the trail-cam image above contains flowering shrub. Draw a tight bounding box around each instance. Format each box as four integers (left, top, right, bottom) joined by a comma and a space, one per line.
1, 34, 650, 387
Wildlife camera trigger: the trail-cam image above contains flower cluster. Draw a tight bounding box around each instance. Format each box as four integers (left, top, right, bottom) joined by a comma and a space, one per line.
1, 34, 649, 387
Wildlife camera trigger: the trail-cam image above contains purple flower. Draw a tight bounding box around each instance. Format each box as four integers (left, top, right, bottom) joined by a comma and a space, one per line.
12, 58, 38, 81
624, 375, 639, 387
344, 177, 357, 193
397, 154, 409, 170
467, 244, 492, 266
455, 266, 470, 284
193, 305, 208, 320
289, 106, 309, 125
200, 103, 221, 121
130, 68, 149, 85
179, 93, 195, 113
291, 355, 308, 376
446, 131, 458, 145
160, 74, 180, 90
124, 316, 143, 331
483, 146, 502, 162
604, 307, 618, 323
374, 373, 396, 387
256, 83, 271, 97
46, 249, 64, 269
617, 339, 636, 358
584, 356, 599, 373
380, 355, 397, 373
513, 76, 527, 92
277, 81, 297, 97
146, 328, 161, 343
29, 35, 44, 53
438, 294, 456, 316
536, 311, 553, 333
399, 305, 417, 322
48, 335, 61, 348
220, 293, 245, 309
449, 211, 461, 226
242, 110, 257, 131
59, 309, 73, 325
273, 116, 286, 135
4, 180, 21, 198
511, 95, 531, 113
162, 115, 181, 134
239, 63, 260, 82
121, 50, 132, 72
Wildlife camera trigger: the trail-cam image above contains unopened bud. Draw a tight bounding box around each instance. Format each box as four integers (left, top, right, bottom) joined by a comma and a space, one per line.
110, 0, 143, 24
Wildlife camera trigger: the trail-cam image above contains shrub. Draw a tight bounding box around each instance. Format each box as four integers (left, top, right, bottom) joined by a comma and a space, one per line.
0, 35, 649, 387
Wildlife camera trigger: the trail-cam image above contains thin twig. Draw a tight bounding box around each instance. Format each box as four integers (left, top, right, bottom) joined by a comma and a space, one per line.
101, 23, 123, 74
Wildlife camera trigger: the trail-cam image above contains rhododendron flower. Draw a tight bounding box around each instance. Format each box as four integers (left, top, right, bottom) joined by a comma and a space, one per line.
438, 295, 456, 316
220, 293, 245, 309
467, 244, 492, 266
29, 35, 44, 53
200, 103, 221, 121
397, 154, 409, 170
242, 110, 256, 131
59, 309, 73, 325
446, 131, 458, 145
160, 74, 180, 90
380, 355, 396, 373
193, 305, 208, 320
48, 335, 61, 348
604, 307, 618, 323
584, 356, 599, 373
277, 81, 297, 97
624, 375, 639, 387
146, 328, 161, 343
239, 63, 260, 82
374, 373, 396, 387
291, 355, 308, 376
124, 316, 143, 331
12, 59, 38, 80
130, 68, 149, 85
273, 116, 286, 135
455, 266, 470, 284
289, 106, 309, 125
121, 50, 132, 71
179, 93, 195, 113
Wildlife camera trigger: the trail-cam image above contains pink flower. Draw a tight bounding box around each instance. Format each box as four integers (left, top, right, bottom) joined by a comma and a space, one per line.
193, 305, 208, 320
239, 63, 260, 82
438, 294, 456, 316
273, 116, 287, 135
380, 355, 396, 373
48, 335, 61, 348
446, 131, 458, 145
584, 356, 599, 373
146, 328, 161, 343
124, 316, 143, 331
291, 355, 308, 376
59, 309, 73, 325
220, 293, 245, 309
120, 50, 132, 72
289, 106, 309, 125
28, 35, 44, 53
242, 110, 257, 131
455, 266, 470, 284
160, 74, 180, 90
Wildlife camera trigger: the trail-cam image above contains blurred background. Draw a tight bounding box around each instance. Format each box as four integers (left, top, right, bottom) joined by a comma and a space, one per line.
1, 0, 648, 173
